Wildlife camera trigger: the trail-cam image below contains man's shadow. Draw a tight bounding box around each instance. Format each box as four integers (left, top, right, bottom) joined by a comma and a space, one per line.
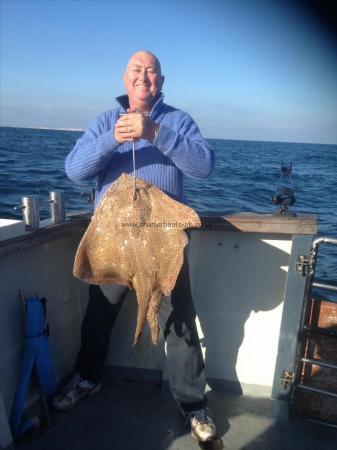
72, 228, 292, 448
188, 229, 292, 439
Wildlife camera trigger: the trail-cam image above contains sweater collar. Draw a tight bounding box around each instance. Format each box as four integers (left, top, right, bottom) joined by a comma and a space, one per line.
115, 92, 164, 118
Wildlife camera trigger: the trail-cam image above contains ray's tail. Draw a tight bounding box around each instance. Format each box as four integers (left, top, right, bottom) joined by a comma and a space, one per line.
146, 289, 162, 345
132, 275, 152, 346
132, 274, 163, 346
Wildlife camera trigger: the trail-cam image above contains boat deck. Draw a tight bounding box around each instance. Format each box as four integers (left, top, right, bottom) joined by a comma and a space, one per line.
14, 369, 337, 450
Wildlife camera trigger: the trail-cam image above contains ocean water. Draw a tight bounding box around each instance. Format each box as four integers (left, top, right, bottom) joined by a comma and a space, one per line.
1, 126, 336, 281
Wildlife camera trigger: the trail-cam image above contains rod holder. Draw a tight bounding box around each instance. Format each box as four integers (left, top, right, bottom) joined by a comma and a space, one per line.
48, 191, 66, 224
14, 195, 40, 230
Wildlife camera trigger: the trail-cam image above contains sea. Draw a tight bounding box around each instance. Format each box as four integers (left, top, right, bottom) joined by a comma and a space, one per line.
1, 126, 336, 283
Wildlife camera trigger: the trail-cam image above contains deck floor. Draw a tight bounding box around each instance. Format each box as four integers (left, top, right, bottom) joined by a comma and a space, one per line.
15, 371, 337, 450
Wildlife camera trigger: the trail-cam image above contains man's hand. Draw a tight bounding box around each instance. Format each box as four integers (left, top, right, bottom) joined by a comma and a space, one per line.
114, 111, 159, 144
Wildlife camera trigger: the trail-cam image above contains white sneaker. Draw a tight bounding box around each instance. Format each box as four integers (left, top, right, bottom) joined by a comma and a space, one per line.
52, 372, 101, 411
186, 408, 216, 442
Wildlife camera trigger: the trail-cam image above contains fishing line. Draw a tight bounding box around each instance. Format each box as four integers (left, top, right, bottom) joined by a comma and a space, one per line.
132, 139, 137, 200
131, 110, 150, 201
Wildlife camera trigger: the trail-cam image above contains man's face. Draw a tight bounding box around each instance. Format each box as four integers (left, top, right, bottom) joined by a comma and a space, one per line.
124, 52, 164, 107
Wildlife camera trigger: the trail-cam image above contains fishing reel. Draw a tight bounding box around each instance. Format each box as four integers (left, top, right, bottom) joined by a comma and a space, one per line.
271, 162, 296, 216
80, 188, 95, 204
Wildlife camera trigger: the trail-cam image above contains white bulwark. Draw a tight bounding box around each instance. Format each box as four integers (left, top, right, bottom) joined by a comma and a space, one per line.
0, 213, 316, 448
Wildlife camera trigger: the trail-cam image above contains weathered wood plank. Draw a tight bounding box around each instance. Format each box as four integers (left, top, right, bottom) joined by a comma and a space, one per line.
200, 213, 317, 234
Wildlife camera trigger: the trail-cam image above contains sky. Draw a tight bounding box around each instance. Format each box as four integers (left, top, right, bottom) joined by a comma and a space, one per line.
0, 0, 336, 144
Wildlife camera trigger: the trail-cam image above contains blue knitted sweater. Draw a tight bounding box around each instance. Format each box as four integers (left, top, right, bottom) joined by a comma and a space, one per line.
65, 93, 215, 208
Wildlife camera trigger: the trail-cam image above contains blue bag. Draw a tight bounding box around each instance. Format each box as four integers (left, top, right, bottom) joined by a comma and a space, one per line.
9, 296, 57, 437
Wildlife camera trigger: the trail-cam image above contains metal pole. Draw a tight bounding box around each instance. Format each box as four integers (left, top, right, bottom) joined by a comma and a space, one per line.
297, 384, 337, 399
301, 357, 337, 371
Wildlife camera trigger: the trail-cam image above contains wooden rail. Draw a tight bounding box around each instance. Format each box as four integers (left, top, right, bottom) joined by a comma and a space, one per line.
0, 212, 317, 258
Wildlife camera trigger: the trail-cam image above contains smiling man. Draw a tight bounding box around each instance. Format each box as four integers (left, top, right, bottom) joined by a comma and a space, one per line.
57, 50, 216, 442
125, 52, 163, 106
114, 51, 163, 143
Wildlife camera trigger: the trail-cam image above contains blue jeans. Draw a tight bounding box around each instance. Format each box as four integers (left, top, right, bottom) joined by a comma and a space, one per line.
75, 254, 206, 412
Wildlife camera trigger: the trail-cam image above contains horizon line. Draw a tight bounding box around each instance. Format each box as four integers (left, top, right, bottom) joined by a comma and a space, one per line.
0, 125, 336, 146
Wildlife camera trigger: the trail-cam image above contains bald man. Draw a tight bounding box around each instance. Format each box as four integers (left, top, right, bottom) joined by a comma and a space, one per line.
55, 51, 216, 442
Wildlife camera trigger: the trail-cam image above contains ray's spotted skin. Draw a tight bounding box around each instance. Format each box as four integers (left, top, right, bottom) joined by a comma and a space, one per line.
73, 173, 201, 345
